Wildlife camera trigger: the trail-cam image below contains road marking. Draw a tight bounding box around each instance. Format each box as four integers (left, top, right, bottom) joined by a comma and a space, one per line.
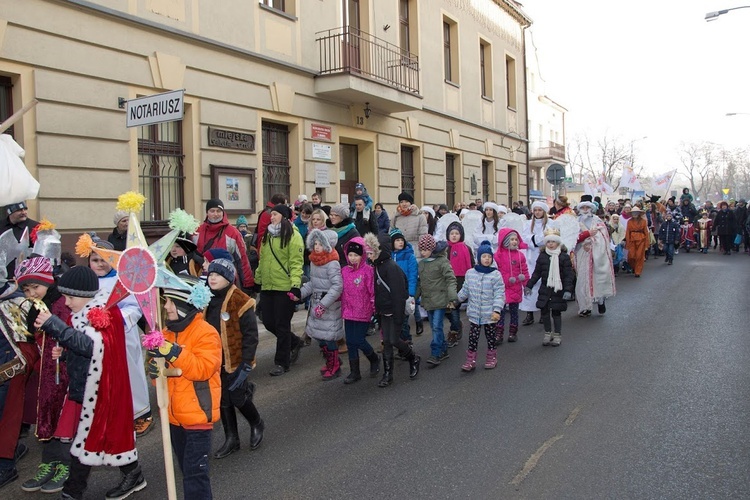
511, 434, 563, 486
565, 406, 581, 426
511, 407, 582, 487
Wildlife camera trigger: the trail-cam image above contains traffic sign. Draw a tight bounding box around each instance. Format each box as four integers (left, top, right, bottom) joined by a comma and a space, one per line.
546, 163, 566, 185
722, 188, 730, 195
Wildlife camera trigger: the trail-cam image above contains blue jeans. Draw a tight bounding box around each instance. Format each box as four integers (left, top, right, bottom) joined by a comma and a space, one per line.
664, 242, 675, 262
400, 315, 413, 343
447, 308, 462, 332
345, 320, 375, 361
170, 425, 213, 500
427, 309, 447, 357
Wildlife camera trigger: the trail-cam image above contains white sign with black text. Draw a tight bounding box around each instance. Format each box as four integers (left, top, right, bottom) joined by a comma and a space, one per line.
125, 89, 185, 128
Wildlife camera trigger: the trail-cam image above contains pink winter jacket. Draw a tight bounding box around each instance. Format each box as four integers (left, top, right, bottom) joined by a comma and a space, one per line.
341, 237, 375, 322
494, 228, 529, 304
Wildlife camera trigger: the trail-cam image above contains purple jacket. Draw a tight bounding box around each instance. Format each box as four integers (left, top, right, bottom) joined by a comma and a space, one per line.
340, 237, 375, 322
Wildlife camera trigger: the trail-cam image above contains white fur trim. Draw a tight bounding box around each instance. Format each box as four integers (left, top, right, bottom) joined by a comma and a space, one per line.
482, 202, 500, 213
496, 205, 509, 214
69, 291, 138, 467
531, 201, 550, 212
420, 206, 435, 218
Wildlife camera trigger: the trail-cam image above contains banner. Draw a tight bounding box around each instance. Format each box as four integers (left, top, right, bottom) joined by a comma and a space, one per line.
620, 167, 642, 190
597, 173, 614, 194
653, 169, 676, 191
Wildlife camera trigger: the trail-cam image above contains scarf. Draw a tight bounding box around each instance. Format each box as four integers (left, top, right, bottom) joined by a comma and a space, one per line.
446, 240, 473, 277
474, 264, 495, 274
165, 308, 200, 333
309, 249, 339, 266
397, 205, 412, 217
267, 223, 281, 236
545, 246, 563, 292
331, 221, 355, 236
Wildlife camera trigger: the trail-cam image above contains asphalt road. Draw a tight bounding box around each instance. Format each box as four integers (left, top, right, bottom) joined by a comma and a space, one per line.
8, 249, 750, 499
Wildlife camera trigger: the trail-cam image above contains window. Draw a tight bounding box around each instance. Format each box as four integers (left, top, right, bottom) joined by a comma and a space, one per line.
259, 0, 295, 16
482, 160, 491, 202
0, 76, 14, 139
442, 18, 457, 84
480, 40, 493, 98
138, 121, 185, 223
261, 122, 291, 201
506, 55, 517, 109
446, 154, 456, 209
400, 0, 410, 54
401, 145, 415, 200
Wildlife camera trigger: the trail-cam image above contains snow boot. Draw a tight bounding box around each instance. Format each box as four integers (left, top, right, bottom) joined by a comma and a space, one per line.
461, 350, 477, 372
484, 349, 498, 369
366, 352, 380, 377
522, 312, 535, 326
320, 345, 329, 375
550, 333, 561, 347
322, 348, 341, 380
508, 325, 518, 343
542, 332, 552, 346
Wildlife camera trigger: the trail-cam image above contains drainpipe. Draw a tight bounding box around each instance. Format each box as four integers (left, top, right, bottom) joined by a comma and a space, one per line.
522, 23, 531, 206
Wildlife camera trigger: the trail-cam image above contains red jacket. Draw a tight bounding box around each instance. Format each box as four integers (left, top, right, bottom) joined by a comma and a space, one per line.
197, 213, 254, 288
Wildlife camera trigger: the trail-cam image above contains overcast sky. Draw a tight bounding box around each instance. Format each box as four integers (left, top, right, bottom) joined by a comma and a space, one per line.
522, 0, 750, 176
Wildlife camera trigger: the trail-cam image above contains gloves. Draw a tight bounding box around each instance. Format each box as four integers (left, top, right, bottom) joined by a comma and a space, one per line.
562, 292, 573, 300
490, 311, 501, 322
314, 304, 326, 318
250, 284, 262, 294
227, 362, 252, 392
147, 357, 161, 379
148, 340, 182, 363
517, 274, 526, 282
523, 287, 532, 296
288, 287, 301, 301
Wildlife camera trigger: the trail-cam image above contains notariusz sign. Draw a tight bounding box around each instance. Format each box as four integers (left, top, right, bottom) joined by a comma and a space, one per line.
125, 90, 184, 128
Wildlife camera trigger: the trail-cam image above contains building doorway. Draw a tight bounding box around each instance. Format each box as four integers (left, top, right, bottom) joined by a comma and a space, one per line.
340, 143, 359, 205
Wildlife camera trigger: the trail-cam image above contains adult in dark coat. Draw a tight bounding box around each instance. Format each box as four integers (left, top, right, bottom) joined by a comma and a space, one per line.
713, 201, 736, 255
0, 202, 38, 278
733, 199, 747, 252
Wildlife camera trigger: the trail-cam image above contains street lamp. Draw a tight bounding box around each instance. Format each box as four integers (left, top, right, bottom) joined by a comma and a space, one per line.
705, 5, 750, 21
726, 112, 750, 116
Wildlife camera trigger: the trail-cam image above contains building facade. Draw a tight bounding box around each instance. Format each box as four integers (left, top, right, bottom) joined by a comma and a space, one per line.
0, 0, 531, 234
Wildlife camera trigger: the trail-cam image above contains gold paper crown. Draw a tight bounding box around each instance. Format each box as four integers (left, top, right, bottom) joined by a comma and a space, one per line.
543, 227, 561, 237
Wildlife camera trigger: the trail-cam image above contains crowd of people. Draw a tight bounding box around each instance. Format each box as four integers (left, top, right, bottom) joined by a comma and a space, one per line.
0, 183, 747, 499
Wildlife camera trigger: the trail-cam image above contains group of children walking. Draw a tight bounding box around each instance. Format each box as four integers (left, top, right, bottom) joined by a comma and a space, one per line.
295, 217, 577, 387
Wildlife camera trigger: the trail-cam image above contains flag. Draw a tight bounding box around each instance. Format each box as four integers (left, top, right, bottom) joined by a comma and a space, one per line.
620, 167, 642, 190
653, 169, 676, 190
584, 181, 596, 196
597, 174, 614, 194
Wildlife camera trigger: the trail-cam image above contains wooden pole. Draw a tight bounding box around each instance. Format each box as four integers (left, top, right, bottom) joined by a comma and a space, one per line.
0, 99, 38, 135
155, 301, 180, 500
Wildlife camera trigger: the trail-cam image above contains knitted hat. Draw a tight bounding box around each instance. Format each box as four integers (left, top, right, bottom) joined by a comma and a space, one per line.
208, 258, 236, 285
272, 204, 292, 220
113, 210, 129, 226
5, 201, 27, 215
15, 257, 55, 287
329, 203, 349, 220
206, 198, 225, 212
236, 215, 248, 226
420, 206, 435, 218
531, 200, 550, 212
446, 221, 464, 242
389, 228, 406, 246
476, 240, 493, 261
347, 242, 364, 256
163, 276, 203, 317
418, 234, 436, 253
57, 266, 99, 298
204, 248, 233, 263
398, 191, 414, 204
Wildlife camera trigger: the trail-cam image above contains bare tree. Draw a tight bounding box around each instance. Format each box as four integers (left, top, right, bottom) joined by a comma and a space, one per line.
677, 142, 716, 200
566, 132, 645, 190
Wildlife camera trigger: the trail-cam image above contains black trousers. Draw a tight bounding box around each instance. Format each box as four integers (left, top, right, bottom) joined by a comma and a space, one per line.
220, 370, 260, 426
260, 291, 300, 368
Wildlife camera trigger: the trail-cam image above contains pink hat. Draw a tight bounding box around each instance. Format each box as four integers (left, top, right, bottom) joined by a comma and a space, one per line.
15, 256, 54, 287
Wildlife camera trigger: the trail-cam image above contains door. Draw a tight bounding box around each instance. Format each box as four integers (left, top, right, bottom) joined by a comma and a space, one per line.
340, 143, 359, 205
343, 0, 361, 71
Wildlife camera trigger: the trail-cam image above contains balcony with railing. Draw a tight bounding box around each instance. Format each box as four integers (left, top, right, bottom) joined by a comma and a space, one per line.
529, 141, 566, 162
314, 26, 422, 113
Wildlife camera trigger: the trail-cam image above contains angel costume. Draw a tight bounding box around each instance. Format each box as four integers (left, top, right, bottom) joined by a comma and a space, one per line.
520, 213, 547, 315
574, 199, 615, 315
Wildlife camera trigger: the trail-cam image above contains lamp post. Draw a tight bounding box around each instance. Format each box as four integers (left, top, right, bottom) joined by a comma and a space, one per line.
705, 5, 750, 21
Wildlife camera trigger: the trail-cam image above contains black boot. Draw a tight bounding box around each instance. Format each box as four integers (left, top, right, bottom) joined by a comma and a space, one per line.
104, 465, 147, 499
407, 347, 420, 379
213, 407, 240, 459
344, 358, 362, 384
366, 352, 380, 377
522, 312, 535, 326
236, 393, 264, 451
415, 321, 424, 336
378, 353, 394, 388
249, 419, 264, 450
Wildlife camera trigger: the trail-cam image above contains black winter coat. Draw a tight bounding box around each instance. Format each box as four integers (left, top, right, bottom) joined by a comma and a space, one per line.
526, 251, 574, 312
372, 235, 408, 325
713, 210, 736, 236
41, 315, 93, 403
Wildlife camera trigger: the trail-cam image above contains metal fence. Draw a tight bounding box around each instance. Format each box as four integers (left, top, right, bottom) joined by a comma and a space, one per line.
316, 26, 420, 94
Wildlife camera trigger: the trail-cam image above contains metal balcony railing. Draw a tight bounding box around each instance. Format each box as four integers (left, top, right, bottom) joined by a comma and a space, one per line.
530, 141, 566, 159
316, 26, 420, 94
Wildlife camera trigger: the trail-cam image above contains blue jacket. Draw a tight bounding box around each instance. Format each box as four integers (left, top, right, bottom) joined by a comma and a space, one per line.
392, 242, 418, 297
376, 209, 390, 234
658, 220, 680, 244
